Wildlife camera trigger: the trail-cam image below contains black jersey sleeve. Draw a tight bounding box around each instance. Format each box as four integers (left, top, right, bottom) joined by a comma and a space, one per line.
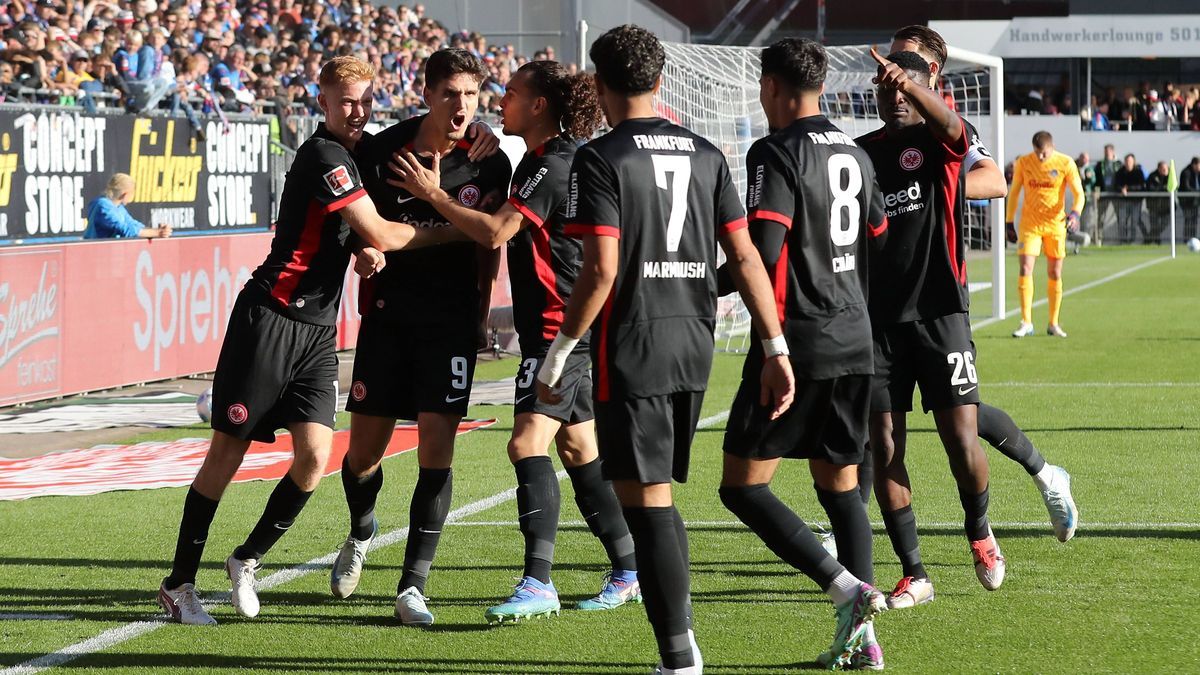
310, 140, 367, 212
745, 139, 794, 230
477, 152, 514, 213
864, 165, 888, 242
941, 116, 970, 160
508, 153, 566, 227
716, 156, 749, 235
564, 145, 620, 238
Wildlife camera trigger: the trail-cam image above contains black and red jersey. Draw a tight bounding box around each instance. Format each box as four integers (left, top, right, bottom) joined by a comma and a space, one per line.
359, 115, 512, 327
507, 135, 588, 350
565, 117, 746, 401
245, 123, 367, 326
745, 115, 885, 379
857, 117, 970, 325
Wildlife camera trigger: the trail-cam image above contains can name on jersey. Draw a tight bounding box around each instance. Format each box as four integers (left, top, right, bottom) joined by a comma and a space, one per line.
832, 252, 857, 274
884, 182, 924, 217
643, 260, 708, 279
807, 130, 857, 147
631, 134, 697, 152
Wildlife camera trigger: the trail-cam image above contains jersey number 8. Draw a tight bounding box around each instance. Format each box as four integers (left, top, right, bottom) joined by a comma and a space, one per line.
827, 153, 862, 247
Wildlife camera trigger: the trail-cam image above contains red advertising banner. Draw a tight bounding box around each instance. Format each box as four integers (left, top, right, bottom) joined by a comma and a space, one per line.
0, 233, 366, 407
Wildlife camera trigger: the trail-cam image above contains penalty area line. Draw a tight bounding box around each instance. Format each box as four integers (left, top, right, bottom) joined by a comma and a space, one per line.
2, 409, 732, 675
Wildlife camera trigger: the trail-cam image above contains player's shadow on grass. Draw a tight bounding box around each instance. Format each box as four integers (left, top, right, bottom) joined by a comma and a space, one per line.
0, 653, 648, 673
906, 425, 1200, 432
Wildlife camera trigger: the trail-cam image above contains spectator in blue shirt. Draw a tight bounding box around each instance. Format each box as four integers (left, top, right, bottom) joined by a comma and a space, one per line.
84, 174, 172, 240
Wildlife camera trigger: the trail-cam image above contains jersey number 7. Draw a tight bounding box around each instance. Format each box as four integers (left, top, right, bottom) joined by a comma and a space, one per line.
652, 154, 692, 252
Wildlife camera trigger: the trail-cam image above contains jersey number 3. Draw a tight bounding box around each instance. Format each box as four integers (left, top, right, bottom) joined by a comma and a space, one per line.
652, 154, 691, 252
827, 153, 862, 247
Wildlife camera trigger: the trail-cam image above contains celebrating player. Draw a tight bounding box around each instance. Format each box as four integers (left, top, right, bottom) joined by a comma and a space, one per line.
857, 48, 1006, 608
717, 38, 887, 669
329, 48, 512, 627
1007, 131, 1085, 338
884, 26, 1079, 552
537, 25, 794, 675
157, 56, 465, 625
388, 60, 643, 623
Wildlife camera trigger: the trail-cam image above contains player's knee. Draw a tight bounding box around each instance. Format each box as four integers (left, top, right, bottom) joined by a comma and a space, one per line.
506, 435, 547, 463
718, 483, 767, 517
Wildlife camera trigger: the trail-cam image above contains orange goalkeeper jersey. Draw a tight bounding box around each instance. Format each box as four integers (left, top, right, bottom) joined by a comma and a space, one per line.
1005, 151, 1084, 229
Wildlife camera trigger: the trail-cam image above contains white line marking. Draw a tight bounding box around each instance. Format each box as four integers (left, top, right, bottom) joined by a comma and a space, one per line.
5, 411, 734, 674
987, 382, 1200, 388
971, 255, 1171, 331
453, 520, 1200, 530
0, 614, 73, 621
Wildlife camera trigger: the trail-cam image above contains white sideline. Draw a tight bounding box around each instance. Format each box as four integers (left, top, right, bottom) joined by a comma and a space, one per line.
970, 255, 1171, 331
2, 410, 733, 674
987, 381, 1200, 388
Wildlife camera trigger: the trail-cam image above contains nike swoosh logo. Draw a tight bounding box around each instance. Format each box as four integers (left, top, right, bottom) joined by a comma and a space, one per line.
397, 196, 417, 204
192, 539, 206, 545
273, 523, 290, 530
417, 528, 442, 534
515, 394, 534, 405
958, 386, 978, 396
445, 395, 466, 403
517, 509, 542, 519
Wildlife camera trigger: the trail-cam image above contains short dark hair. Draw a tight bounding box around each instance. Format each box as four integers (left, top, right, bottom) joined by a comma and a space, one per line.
1032, 131, 1053, 148
892, 25, 947, 71
588, 24, 664, 95
883, 50, 931, 84
423, 47, 487, 90
760, 38, 826, 92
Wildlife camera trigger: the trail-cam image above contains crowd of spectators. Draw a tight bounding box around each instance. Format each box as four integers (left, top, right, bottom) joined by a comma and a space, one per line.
0, 0, 573, 144
1008, 78, 1200, 131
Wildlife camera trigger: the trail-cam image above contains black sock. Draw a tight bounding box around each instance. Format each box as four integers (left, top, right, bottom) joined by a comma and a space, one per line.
164, 487, 220, 589
857, 448, 874, 506
234, 473, 313, 561
622, 506, 693, 670
719, 484, 842, 590
341, 456, 383, 541
514, 456, 560, 584
881, 505, 927, 580
977, 403, 1046, 476
398, 467, 452, 594
566, 459, 637, 571
816, 485, 874, 586
960, 486, 990, 541
671, 507, 693, 629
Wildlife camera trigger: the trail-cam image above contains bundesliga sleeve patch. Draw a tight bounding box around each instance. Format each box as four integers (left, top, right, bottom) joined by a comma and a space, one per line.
323, 165, 355, 196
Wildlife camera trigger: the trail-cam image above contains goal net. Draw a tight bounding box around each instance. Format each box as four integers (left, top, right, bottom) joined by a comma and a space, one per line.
659, 41, 1005, 352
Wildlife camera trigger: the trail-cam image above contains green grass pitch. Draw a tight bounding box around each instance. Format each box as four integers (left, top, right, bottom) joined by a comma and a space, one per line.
1, 246, 1197, 673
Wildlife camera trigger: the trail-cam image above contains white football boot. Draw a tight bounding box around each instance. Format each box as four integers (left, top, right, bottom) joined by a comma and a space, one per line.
226, 555, 261, 618
158, 582, 217, 625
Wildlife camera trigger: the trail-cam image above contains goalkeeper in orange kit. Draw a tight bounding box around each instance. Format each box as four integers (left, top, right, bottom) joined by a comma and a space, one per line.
1006, 131, 1084, 338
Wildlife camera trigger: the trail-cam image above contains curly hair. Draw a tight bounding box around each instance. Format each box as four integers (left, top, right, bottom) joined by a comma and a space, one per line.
760, 38, 826, 92
588, 24, 664, 95
519, 61, 603, 140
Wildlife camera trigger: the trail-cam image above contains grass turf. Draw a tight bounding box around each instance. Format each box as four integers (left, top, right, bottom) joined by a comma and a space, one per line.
1, 245, 1197, 673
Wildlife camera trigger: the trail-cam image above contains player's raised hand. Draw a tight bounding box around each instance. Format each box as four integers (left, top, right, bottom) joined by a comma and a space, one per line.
387, 150, 442, 202
870, 46, 909, 91
759, 355, 795, 420
466, 121, 501, 161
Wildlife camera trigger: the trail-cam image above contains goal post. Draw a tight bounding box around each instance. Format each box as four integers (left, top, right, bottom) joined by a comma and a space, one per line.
658, 41, 1006, 351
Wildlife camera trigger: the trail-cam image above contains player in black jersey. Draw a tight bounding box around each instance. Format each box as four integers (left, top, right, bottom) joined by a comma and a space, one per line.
857, 49, 1006, 609
536, 25, 794, 675
876, 25, 1079, 545
388, 60, 643, 622
156, 57, 466, 625
329, 49, 512, 626
717, 38, 888, 670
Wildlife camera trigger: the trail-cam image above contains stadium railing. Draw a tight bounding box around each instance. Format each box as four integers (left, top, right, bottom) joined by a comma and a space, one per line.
1085, 191, 1200, 245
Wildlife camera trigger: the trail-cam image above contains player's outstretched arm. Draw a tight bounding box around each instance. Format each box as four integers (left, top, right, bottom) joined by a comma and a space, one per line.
536, 234, 618, 403
389, 150, 526, 248
870, 46, 961, 146
341, 196, 469, 252
719, 227, 795, 419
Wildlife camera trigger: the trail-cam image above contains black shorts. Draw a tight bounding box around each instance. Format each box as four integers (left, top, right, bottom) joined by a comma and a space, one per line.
346, 315, 477, 420
514, 349, 594, 424
724, 368, 870, 465
871, 312, 981, 414
595, 390, 705, 484
211, 294, 338, 443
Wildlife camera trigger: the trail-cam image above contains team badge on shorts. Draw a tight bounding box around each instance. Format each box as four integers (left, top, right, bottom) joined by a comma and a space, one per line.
351, 381, 367, 402
458, 184, 481, 207
227, 403, 249, 425
900, 148, 923, 171
322, 165, 354, 195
